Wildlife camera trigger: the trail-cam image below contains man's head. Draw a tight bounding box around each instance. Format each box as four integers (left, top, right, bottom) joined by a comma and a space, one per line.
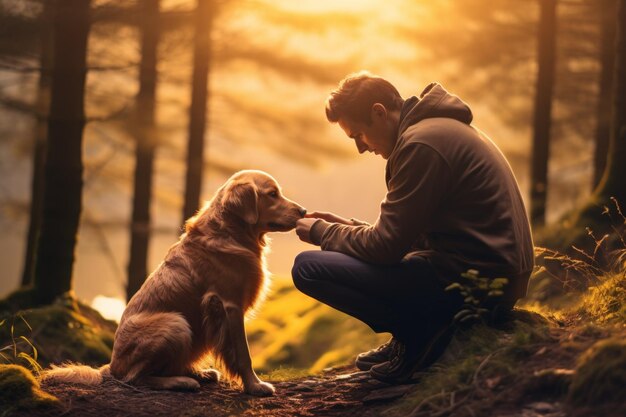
325, 71, 404, 159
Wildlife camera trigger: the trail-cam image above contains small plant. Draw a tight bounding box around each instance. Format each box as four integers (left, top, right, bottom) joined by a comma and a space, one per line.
0, 314, 42, 376
445, 269, 509, 325
536, 197, 626, 292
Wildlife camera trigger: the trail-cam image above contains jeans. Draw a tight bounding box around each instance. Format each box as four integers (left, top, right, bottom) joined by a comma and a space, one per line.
291, 250, 463, 344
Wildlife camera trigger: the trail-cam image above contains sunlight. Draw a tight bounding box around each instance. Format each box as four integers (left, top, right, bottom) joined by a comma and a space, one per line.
257, 0, 375, 12
91, 295, 126, 322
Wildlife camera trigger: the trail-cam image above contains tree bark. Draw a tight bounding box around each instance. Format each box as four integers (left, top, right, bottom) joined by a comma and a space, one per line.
182, 0, 213, 225
127, 0, 160, 302
595, 0, 626, 204
21, 0, 54, 287
593, 0, 618, 188
530, 0, 557, 226
32, 0, 91, 304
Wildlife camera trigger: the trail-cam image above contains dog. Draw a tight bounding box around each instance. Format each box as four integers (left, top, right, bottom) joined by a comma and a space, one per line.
43, 170, 306, 396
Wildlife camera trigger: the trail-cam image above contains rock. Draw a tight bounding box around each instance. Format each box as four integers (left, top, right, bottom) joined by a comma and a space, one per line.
334, 371, 369, 381
361, 385, 413, 403
291, 384, 316, 392
526, 401, 557, 413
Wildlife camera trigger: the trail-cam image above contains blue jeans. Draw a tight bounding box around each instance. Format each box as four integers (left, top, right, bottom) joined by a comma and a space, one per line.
291, 251, 463, 344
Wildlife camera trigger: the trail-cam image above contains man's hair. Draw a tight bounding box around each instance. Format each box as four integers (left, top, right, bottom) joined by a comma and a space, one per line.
325, 71, 404, 125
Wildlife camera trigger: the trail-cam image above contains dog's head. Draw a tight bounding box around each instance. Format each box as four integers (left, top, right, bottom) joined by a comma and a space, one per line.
219, 170, 306, 233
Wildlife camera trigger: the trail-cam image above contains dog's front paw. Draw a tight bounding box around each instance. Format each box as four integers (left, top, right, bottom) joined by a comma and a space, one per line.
245, 380, 275, 397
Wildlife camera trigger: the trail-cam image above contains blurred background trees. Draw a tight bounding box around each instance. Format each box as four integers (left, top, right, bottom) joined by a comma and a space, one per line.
0, 0, 623, 312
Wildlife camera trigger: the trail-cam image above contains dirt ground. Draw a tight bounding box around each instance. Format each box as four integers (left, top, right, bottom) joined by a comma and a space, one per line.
15, 323, 626, 417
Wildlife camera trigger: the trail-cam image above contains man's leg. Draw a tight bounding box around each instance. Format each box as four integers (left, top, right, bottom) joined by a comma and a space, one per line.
291, 250, 461, 377
292, 251, 449, 335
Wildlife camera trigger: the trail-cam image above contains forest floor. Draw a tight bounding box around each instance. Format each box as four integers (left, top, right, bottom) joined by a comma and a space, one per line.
4, 252, 626, 417
15, 317, 626, 417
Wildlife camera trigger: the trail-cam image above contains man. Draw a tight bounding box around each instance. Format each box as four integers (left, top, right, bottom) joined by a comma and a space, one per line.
292, 71, 534, 383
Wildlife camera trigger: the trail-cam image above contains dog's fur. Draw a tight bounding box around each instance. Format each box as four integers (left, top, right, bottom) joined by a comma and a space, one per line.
42, 170, 305, 396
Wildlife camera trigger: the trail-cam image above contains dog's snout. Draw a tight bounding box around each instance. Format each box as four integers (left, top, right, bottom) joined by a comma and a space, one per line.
298, 207, 307, 217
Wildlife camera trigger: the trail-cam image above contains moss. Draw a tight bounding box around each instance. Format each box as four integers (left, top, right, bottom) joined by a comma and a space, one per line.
568, 338, 626, 406
258, 367, 312, 382
0, 296, 117, 367
0, 364, 59, 415
248, 281, 387, 373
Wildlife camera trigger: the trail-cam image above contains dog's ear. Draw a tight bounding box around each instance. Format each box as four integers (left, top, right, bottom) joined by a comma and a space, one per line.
221, 180, 259, 225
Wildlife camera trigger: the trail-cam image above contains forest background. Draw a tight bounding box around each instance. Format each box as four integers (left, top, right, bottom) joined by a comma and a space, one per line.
0, 0, 614, 320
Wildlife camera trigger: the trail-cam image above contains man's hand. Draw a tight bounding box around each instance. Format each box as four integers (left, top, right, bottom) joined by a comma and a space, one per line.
305, 211, 353, 225
296, 218, 321, 244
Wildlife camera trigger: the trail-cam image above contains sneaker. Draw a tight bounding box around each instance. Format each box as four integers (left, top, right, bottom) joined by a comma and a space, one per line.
369, 322, 456, 384
355, 337, 400, 371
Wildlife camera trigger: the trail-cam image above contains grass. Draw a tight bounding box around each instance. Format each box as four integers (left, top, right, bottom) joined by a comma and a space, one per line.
385, 309, 553, 417
572, 271, 626, 324
247, 279, 388, 374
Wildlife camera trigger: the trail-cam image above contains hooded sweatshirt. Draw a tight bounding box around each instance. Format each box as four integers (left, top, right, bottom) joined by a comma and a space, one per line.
310, 83, 535, 304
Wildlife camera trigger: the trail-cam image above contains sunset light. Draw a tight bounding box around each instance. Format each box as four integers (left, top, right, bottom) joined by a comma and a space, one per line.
1, 0, 625, 415
91, 295, 126, 322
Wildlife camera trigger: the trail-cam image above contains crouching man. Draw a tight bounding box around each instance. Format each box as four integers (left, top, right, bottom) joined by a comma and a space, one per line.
292, 72, 534, 383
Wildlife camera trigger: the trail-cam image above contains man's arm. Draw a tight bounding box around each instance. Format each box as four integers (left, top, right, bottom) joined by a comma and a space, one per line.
296, 212, 369, 244
310, 143, 452, 264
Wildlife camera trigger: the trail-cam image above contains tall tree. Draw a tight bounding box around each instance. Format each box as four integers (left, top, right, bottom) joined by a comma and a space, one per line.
31, 0, 92, 304
530, 0, 557, 227
595, 0, 626, 204
21, 0, 53, 287
592, 0, 617, 187
127, 0, 160, 302
544, 0, 626, 259
182, 0, 213, 224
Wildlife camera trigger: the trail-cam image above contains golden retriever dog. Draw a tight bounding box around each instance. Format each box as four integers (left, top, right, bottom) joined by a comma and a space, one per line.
43, 170, 306, 396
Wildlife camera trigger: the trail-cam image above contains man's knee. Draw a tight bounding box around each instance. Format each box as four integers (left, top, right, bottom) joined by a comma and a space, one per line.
291, 251, 314, 285
291, 251, 325, 292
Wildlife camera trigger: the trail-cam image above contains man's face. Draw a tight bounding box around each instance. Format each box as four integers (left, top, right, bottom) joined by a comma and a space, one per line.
337, 104, 397, 159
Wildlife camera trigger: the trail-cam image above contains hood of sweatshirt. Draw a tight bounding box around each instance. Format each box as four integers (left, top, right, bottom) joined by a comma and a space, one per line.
397, 83, 473, 136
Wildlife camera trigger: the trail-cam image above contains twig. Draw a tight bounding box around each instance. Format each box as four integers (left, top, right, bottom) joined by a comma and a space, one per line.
106, 378, 145, 393
471, 352, 495, 386
411, 351, 499, 417
464, 404, 477, 417
410, 387, 471, 417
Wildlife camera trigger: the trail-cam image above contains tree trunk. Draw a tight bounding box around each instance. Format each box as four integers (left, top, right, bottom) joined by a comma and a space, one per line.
127, 0, 160, 302
32, 0, 91, 304
595, 0, 626, 204
530, 0, 557, 227
182, 0, 213, 225
21, 1, 54, 287
593, 0, 618, 188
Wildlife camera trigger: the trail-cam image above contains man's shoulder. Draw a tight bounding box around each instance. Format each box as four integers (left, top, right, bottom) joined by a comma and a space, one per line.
400, 117, 477, 145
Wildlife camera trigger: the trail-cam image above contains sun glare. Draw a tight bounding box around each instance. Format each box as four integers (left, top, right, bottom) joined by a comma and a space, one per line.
92, 295, 126, 322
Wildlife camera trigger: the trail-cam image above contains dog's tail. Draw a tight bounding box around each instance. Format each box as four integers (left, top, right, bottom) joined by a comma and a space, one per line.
41, 363, 110, 386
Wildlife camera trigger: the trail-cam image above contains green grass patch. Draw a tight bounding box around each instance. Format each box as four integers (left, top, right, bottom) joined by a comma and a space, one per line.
0, 364, 59, 416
